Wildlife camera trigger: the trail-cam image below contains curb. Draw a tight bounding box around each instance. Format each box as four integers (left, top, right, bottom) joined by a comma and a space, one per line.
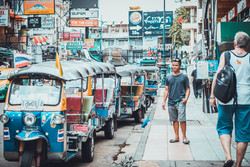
133, 99, 157, 161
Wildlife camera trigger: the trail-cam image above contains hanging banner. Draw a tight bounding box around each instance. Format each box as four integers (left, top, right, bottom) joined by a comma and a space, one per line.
0, 8, 9, 26
197, 61, 209, 79
23, 0, 55, 15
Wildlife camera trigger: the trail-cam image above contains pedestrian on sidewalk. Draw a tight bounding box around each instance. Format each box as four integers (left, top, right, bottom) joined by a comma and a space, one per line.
210, 31, 250, 167
191, 67, 202, 98
162, 58, 190, 144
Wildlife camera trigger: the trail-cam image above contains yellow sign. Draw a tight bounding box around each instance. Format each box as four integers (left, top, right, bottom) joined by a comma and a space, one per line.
23, 0, 55, 15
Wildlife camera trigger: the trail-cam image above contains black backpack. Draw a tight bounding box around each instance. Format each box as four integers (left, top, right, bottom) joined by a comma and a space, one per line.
214, 51, 237, 103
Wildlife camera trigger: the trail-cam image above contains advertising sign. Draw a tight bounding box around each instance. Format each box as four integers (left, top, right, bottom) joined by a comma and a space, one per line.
0, 9, 9, 26
28, 17, 41, 28
129, 11, 143, 37
41, 16, 54, 28
69, 19, 98, 27
70, 8, 99, 18
71, 0, 98, 9
143, 11, 173, 36
197, 61, 209, 79
83, 39, 95, 49
66, 41, 83, 50
23, 0, 55, 15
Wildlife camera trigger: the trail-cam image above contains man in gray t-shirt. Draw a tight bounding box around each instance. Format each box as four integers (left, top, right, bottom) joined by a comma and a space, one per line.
162, 58, 190, 144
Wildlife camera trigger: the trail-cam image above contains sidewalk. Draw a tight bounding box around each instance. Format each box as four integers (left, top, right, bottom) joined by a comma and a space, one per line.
138, 88, 250, 167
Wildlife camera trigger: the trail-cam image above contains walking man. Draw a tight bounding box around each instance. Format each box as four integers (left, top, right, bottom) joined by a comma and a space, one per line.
162, 58, 190, 144
210, 32, 250, 167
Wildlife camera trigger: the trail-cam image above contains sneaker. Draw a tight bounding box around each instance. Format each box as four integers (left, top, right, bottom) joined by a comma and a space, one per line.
183, 139, 190, 144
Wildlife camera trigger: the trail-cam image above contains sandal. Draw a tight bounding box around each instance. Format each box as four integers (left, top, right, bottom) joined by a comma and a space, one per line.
223, 160, 234, 167
169, 139, 179, 143
183, 139, 190, 145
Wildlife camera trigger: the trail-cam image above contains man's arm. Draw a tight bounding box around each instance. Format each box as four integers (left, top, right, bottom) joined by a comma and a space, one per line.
182, 76, 190, 104
162, 86, 169, 110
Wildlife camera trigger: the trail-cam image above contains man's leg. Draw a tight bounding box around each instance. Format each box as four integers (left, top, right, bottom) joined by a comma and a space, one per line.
173, 121, 179, 140
236, 142, 248, 167
168, 105, 179, 142
180, 121, 187, 139
220, 134, 233, 161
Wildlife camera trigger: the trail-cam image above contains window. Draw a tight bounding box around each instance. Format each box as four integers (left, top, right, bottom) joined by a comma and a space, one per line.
9, 78, 62, 106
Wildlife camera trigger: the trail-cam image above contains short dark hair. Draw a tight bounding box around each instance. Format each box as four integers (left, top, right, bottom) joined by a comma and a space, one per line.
172, 58, 182, 66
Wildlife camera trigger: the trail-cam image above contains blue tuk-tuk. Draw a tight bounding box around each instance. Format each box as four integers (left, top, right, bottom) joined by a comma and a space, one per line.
0, 61, 102, 166
116, 65, 146, 123
139, 66, 159, 108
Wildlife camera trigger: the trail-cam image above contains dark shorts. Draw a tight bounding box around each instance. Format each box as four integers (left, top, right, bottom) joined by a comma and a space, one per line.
217, 104, 250, 142
168, 102, 186, 122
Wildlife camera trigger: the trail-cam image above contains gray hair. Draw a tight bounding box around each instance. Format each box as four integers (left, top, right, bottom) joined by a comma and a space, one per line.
234, 31, 249, 49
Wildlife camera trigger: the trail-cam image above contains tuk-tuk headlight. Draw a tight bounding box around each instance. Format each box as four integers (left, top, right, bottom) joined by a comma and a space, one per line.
51, 114, 65, 124
24, 113, 36, 126
0, 114, 9, 124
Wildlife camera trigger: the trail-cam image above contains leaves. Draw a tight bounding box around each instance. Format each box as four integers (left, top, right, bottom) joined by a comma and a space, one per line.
169, 7, 189, 49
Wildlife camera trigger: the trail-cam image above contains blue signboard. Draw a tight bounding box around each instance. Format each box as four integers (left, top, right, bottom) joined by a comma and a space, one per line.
143, 11, 173, 36
129, 11, 143, 37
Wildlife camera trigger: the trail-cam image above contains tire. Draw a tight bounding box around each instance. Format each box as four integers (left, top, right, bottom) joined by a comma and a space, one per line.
81, 137, 94, 162
145, 96, 152, 108
113, 114, 118, 131
20, 144, 35, 167
141, 106, 145, 119
104, 118, 115, 139
134, 109, 142, 123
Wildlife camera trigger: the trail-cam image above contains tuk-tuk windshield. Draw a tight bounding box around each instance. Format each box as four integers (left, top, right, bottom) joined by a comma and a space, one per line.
9, 78, 62, 106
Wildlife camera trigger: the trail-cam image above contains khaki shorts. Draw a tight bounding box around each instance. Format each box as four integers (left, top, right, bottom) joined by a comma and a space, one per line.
168, 102, 186, 122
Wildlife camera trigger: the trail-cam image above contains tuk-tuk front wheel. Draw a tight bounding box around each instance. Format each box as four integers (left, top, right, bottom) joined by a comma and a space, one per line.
81, 137, 94, 162
20, 142, 35, 167
104, 118, 115, 139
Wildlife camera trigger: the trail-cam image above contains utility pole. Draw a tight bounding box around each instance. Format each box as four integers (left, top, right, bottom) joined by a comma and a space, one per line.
161, 0, 166, 86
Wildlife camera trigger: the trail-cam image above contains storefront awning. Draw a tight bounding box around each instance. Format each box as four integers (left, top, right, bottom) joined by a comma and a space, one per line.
32, 36, 49, 46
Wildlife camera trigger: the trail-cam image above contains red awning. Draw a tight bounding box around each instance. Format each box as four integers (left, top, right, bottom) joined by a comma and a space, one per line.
32, 36, 49, 45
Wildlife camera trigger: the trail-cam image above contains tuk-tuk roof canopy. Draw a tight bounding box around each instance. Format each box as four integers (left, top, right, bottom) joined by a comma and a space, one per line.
9, 61, 115, 81
116, 65, 144, 77
139, 66, 159, 72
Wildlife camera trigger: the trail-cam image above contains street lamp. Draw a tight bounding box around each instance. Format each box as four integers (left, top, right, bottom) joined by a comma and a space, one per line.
161, 0, 167, 87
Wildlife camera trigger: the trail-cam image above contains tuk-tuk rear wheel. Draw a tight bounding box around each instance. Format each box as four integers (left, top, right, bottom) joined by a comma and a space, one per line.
104, 118, 115, 139
81, 137, 94, 162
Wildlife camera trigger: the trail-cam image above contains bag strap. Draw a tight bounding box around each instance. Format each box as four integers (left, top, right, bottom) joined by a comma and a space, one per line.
224, 51, 231, 66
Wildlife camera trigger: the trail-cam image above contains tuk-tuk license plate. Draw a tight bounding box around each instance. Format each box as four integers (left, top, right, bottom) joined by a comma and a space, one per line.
71, 124, 88, 133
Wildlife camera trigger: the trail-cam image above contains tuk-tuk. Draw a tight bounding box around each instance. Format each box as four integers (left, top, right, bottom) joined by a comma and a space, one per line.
0, 61, 99, 166
116, 65, 146, 123
83, 61, 119, 139
139, 66, 159, 108
0, 68, 18, 102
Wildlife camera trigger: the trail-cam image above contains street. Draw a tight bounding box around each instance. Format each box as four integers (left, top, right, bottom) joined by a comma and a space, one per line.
0, 102, 155, 167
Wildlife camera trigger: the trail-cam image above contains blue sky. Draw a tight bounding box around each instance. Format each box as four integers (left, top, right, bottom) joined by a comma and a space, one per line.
99, 0, 180, 23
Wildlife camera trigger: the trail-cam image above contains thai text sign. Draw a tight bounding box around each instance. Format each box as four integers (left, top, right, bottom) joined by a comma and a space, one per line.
69, 19, 98, 27
23, 0, 55, 15
0, 9, 9, 26
66, 41, 83, 50
41, 16, 54, 28
70, 8, 99, 18
28, 17, 41, 28
143, 11, 173, 36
